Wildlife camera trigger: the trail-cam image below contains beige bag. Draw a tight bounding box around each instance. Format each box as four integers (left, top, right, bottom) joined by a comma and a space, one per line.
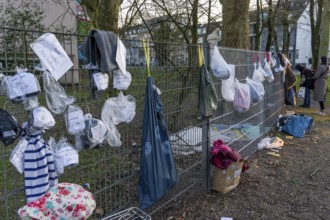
212, 161, 244, 194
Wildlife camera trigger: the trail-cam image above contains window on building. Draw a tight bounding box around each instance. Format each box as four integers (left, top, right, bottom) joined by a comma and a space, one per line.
198, 29, 201, 34
296, 49, 299, 59
217, 41, 221, 46
202, 28, 206, 34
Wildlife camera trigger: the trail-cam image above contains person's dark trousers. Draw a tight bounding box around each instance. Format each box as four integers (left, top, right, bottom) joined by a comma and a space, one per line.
319, 101, 325, 111
303, 88, 311, 107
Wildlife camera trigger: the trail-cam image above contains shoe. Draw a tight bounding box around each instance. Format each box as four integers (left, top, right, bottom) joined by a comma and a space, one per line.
317, 111, 326, 116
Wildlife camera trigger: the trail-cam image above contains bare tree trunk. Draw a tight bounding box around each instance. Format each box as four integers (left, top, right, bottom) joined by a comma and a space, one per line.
81, 0, 121, 32
219, 0, 250, 49
310, 0, 324, 68
191, 0, 198, 45
265, 0, 273, 51
282, 0, 290, 55
255, 0, 261, 51
318, 0, 330, 60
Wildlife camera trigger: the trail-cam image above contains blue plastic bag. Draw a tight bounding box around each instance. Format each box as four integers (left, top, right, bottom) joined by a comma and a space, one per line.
138, 77, 177, 210
281, 114, 313, 138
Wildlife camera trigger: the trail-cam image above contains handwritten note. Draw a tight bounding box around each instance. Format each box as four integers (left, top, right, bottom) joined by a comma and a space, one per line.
58, 146, 79, 167
113, 69, 132, 90
66, 109, 85, 134
10, 139, 29, 174
93, 72, 109, 91
30, 33, 73, 81
5, 72, 40, 100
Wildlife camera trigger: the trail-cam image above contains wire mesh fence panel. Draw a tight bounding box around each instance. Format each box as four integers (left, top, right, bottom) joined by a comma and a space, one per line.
0, 26, 284, 220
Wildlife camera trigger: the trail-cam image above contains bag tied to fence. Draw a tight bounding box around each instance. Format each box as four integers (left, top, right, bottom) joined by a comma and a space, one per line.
0, 109, 22, 146
138, 76, 177, 210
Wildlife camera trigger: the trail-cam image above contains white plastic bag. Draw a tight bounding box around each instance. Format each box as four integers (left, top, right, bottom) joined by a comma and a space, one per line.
210, 46, 230, 80
29, 106, 55, 130
221, 64, 235, 102
92, 71, 109, 91
57, 137, 79, 168
1, 72, 40, 103
102, 91, 136, 125
48, 137, 64, 175
233, 79, 250, 113
298, 86, 306, 98
258, 136, 284, 150
246, 78, 265, 104
252, 63, 265, 82
84, 114, 108, 148
10, 138, 29, 174
263, 58, 274, 83
113, 69, 132, 90
65, 105, 85, 135
42, 71, 76, 114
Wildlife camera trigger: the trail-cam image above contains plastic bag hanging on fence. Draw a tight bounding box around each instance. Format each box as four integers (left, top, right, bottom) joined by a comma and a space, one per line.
65, 105, 85, 135
84, 114, 108, 148
273, 53, 284, 73
102, 91, 136, 125
113, 69, 132, 90
246, 78, 265, 104
233, 79, 250, 113
42, 71, 76, 114
48, 137, 64, 175
29, 106, 55, 130
138, 76, 177, 210
56, 137, 79, 168
264, 58, 274, 83
198, 45, 218, 119
10, 137, 29, 173
1, 71, 41, 103
252, 62, 265, 82
221, 64, 235, 102
210, 46, 230, 80
0, 108, 22, 146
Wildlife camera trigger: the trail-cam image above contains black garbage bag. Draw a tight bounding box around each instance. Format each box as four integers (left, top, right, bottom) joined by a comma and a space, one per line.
138, 77, 177, 210
0, 109, 22, 146
198, 64, 218, 119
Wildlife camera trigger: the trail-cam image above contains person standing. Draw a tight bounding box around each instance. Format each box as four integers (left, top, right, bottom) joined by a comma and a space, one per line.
313, 56, 329, 115
295, 64, 313, 107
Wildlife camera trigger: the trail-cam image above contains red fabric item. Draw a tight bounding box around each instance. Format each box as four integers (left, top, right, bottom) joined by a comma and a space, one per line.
210, 139, 249, 171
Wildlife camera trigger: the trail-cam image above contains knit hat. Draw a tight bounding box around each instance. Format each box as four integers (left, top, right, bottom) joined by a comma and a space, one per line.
321, 56, 327, 64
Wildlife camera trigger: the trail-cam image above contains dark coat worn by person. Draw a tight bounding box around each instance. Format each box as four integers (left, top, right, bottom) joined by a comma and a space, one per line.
313, 64, 329, 102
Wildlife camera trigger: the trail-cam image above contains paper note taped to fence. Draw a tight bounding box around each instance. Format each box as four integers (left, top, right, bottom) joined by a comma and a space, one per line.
30, 33, 73, 81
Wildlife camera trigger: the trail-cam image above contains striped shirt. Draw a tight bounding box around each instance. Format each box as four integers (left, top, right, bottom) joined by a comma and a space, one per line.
24, 131, 58, 203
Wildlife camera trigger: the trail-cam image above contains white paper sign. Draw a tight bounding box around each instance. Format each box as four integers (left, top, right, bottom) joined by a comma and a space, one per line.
113, 69, 132, 90
58, 146, 79, 167
30, 33, 73, 81
93, 72, 109, 90
66, 110, 85, 134
116, 38, 127, 74
91, 123, 103, 140
10, 139, 29, 174
6, 73, 39, 100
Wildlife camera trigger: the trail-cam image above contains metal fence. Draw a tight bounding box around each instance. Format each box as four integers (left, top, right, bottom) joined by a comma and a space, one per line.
0, 26, 284, 219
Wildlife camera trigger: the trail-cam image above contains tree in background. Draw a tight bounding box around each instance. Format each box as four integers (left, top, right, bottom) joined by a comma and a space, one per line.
318, 0, 330, 62
80, 0, 122, 32
0, 0, 45, 69
310, 0, 324, 68
219, 0, 250, 49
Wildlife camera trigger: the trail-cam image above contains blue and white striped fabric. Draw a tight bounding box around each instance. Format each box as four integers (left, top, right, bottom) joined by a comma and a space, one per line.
24, 130, 58, 203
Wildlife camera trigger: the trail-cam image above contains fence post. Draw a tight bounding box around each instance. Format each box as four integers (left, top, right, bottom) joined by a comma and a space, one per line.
201, 118, 211, 191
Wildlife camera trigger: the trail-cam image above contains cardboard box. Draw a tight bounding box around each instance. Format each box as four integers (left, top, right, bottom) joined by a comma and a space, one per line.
212, 161, 244, 194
